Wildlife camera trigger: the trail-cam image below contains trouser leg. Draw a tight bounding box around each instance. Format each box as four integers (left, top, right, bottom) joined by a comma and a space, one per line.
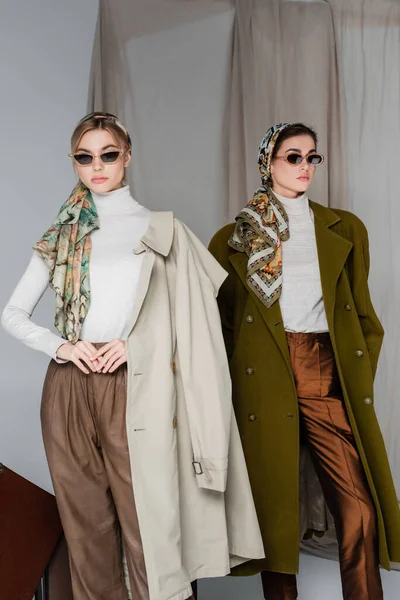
41, 360, 129, 600
94, 367, 149, 600
260, 571, 298, 600
288, 332, 383, 600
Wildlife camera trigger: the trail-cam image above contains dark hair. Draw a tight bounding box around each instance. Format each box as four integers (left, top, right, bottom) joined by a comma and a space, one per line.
272, 123, 318, 158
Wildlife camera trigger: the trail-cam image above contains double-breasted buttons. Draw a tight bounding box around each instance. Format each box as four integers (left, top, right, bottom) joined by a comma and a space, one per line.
364, 397, 373, 405
355, 350, 364, 358
344, 304, 352, 311
248, 414, 257, 422
246, 315, 254, 323
246, 367, 255, 375
172, 416, 178, 428
171, 362, 177, 373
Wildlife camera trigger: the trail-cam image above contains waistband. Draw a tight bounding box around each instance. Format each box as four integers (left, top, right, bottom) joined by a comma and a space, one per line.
285, 331, 331, 344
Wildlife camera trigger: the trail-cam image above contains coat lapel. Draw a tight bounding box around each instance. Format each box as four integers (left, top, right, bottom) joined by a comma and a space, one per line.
127, 211, 175, 336
127, 250, 155, 336
310, 201, 353, 330
228, 202, 353, 365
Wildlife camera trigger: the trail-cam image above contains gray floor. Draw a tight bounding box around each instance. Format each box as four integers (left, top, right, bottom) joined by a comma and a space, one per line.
198, 552, 400, 599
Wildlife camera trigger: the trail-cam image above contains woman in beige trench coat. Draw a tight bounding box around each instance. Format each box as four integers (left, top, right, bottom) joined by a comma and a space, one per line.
1, 112, 264, 600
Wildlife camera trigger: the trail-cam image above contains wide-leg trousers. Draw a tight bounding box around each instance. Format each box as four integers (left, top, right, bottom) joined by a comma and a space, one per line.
261, 332, 383, 600
40, 349, 150, 600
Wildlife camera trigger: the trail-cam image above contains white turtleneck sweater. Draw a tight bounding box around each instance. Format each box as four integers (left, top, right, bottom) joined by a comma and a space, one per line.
274, 191, 329, 333
1, 186, 151, 359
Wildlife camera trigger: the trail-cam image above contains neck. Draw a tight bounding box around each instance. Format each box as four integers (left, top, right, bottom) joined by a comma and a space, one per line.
91, 185, 138, 215
271, 185, 305, 199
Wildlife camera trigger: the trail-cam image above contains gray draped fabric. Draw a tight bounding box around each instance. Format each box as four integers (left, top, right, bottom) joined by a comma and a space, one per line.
89, 0, 400, 568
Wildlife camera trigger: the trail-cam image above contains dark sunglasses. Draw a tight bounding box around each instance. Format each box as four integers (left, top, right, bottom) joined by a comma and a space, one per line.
276, 152, 324, 166
69, 149, 125, 166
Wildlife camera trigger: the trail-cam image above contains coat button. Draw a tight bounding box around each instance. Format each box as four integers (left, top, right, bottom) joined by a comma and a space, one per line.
246, 367, 255, 375
355, 350, 364, 358
172, 416, 178, 428
246, 315, 254, 323
171, 362, 177, 373
248, 414, 257, 422
344, 304, 352, 311
364, 397, 373, 405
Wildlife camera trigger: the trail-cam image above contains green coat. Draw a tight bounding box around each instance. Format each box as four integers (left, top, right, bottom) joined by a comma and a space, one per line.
209, 201, 400, 575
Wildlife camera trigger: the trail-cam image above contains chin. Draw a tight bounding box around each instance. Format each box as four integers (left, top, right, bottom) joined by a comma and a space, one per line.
294, 182, 311, 195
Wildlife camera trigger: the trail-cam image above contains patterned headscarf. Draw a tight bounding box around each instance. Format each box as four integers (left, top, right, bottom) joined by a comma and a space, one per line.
229, 123, 292, 308
33, 182, 99, 343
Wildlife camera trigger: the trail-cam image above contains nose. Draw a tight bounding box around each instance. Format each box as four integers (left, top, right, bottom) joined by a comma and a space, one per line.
92, 155, 104, 171
300, 157, 309, 172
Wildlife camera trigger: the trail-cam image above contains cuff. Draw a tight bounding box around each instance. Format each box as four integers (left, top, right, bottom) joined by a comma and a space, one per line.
50, 338, 68, 364
192, 457, 228, 492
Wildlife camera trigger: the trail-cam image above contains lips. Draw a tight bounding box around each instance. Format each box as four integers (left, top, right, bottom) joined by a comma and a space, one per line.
91, 177, 108, 183
297, 176, 309, 182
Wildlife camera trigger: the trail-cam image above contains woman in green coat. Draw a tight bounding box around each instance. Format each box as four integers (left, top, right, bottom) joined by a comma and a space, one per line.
209, 122, 400, 599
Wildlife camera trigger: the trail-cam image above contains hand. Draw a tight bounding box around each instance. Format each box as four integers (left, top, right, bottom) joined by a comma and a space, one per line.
56, 340, 101, 374
90, 339, 127, 374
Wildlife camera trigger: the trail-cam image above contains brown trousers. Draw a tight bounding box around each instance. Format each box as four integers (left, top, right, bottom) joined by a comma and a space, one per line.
261, 332, 383, 600
41, 352, 149, 600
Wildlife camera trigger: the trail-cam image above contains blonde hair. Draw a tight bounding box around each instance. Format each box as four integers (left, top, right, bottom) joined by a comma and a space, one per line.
71, 113, 131, 154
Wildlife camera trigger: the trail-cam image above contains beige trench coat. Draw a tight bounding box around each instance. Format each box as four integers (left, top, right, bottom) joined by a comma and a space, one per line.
124, 212, 264, 600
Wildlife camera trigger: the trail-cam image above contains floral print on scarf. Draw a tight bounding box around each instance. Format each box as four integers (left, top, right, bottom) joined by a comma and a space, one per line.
33, 181, 99, 343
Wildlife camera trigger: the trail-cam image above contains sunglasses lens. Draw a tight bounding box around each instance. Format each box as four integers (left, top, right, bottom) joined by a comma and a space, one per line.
101, 151, 120, 163
308, 154, 323, 165
74, 153, 93, 166
286, 153, 303, 165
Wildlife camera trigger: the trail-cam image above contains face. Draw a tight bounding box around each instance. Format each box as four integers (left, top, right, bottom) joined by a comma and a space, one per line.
73, 128, 131, 193
270, 135, 317, 198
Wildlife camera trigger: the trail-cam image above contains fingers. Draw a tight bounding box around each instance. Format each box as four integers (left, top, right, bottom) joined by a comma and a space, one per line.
80, 341, 102, 370
76, 343, 98, 372
71, 356, 90, 375
90, 340, 115, 361
108, 356, 127, 373
95, 340, 126, 373
101, 346, 127, 373
67, 340, 126, 375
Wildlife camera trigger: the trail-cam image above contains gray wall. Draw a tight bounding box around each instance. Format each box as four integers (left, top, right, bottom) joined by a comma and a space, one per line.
0, 0, 98, 493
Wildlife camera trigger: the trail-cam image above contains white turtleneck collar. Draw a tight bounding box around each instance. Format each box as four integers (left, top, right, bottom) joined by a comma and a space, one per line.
273, 190, 310, 217
91, 185, 139, 216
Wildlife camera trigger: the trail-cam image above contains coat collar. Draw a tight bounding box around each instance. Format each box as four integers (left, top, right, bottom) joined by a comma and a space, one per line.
134, 211, 174, 256
229, 201, 353, 368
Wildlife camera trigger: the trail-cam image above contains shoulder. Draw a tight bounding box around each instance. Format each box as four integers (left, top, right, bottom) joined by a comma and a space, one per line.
208, 223, 236, 264
331, 208, 368, 244
331, 207, 366, 230
311, 202, 368, 243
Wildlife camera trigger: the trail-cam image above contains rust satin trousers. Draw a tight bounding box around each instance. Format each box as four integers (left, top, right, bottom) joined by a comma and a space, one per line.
261, 332, 383, 600
40, 351, 150, 600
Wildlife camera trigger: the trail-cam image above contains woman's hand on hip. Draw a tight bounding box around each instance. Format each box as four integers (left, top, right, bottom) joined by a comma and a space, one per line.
56, 340, 101, 374
90, 339, 127, 373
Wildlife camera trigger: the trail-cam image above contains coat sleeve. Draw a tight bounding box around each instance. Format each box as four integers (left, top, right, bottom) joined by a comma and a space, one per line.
345, 217, 384, 379
174, 220, 232, 493
208, 227, 235, 361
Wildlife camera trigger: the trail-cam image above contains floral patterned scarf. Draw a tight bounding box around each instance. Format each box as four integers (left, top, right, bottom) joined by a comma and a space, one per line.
229, 123, 292, 308
33, 181, 99, 343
